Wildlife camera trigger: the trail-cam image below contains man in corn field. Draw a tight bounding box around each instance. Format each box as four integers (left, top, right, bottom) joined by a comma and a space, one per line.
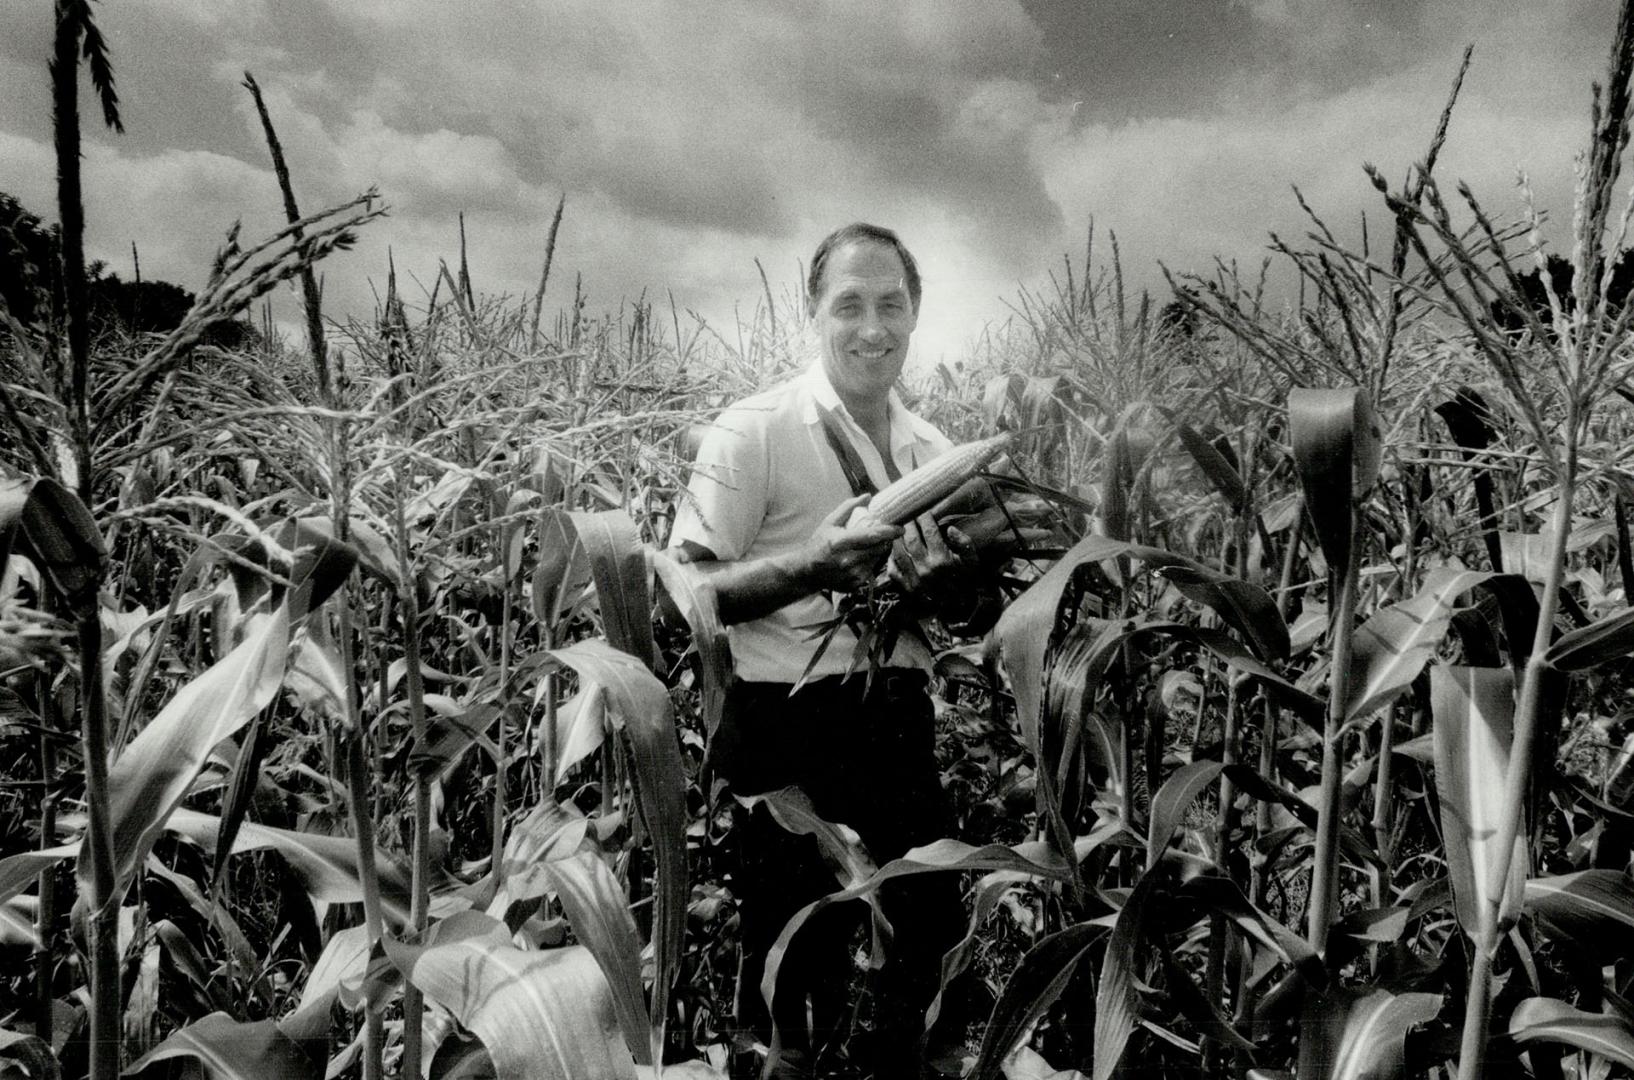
671, 223, 989, 1079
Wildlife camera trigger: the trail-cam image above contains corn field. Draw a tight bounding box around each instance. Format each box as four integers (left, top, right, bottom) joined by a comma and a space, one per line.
9, 3, 1634, 1079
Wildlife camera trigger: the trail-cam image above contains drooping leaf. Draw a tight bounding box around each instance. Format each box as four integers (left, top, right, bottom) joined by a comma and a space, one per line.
568, 510, 656, 671
1508, 997, 1634, 1069
124, 1012, 320, 1080
498, 798, 594, 904
651, 550, 732, 741
0, 845, 76, 906
1287, 387, 1381, 574
1189, 626, 1326, 727
1041, 623, 1124, 820
165, 808, 420, 928
430, 1034, 499, 1080
1543, 607, 1634, 671
284, 924, 371, 1040
0, 896, 37, 947
544, 640, 666, 780
531, 507, 586, 626
93, 606, 290, 895
272, 518, 358, 621
927, 871, 1038, 1037
761, 839, 1070, 1075
1431, 665, 1527, 938
8, 476, 106, 617
298, 515, 401, 585
212, 714, 268, 891
1101, 425, 1134, 541
1093, 868, 1162, 1080
1524, 869, 1634, 948
1161, 409, 1247, 507
736, 787, 876, 888
538, 638, 683, 1067
968, 923, 1107, 1080
283, 613, 349, 727
1343, 569, 1508, 722
1148, 760, 1226, 868
1331, 905, 1411, 943
1157, 949, 1257, 1056
385, 913, 637, 1080
0, 1026, 59, 1080
1157, 566, 1289, 663
1179, 875, 1326, 989
1297, 988, 1442, 1080
542, 851, 652, 1066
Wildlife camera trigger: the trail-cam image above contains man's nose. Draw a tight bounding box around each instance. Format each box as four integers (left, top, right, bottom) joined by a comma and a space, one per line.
859, 308, 887, 340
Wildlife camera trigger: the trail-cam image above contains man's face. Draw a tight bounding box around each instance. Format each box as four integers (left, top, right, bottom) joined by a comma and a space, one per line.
811, 240, 918, 409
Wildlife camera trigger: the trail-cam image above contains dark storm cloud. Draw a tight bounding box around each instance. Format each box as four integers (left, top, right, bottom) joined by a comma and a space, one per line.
0, 0, 1615, 364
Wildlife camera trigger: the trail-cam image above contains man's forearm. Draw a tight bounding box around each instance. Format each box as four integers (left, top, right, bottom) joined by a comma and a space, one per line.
673, 545, 819, 626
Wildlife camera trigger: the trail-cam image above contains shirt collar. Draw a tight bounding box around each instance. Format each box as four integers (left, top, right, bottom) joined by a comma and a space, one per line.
798, 360, 933, 456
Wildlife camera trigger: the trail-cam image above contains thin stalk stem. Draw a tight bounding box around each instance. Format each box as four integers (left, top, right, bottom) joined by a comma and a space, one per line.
78, 615, 119, 1080
491, 581, 514, 900
33, 665, 58, 1040
343, 731, 385, 1080
1457, 448, 1577, 1077
392, 463, 431, 1080
1308, 523, 1364, 952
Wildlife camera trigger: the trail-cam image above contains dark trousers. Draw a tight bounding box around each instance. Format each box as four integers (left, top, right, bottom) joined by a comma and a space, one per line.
712, 671, 966, 1076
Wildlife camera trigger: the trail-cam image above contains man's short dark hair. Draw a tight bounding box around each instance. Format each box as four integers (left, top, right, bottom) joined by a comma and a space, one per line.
806, 223, 922, 315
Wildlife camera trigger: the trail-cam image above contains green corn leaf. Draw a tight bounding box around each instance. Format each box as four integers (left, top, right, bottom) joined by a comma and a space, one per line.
1431, 665, 1527, 938
384, 913, 636, 1080
761, 838, 1070, 1076
537, 638, 684, 1068
93, 606, 290, 897
284, 924, 371, 1040
0, 1026, 59, 1080
1543, 607, 1634, 671
1160, 409, 1248, 507
1342, 569, 1507, 723
1158, 949, 1257, 1055
0, 845, 77, 907
1288, 387, 1382, 574
1180, 875, 1326, 990
531, 507, 586, 627
0, 896, 36, 948
1508, 997, 1634, 1069
568, 510, 656, 672
967, 923, 1107, 1080
1157, 565, 1289, 662
1, 476, 106, 618
736, 786, 877, 887
124, 1012, 320, 1080
165, 807, 420, 928
542, 851, 652, 1067
1297, 988, 1442, 1080
498, 798, 595, 904
651, 550, 732, 741
1524, 869, 1634, 948
1148, 760, 1226, 868
1093, 868, 1162, 1080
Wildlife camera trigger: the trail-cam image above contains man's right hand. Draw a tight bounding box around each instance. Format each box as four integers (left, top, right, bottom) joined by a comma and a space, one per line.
799, 493, 902, 592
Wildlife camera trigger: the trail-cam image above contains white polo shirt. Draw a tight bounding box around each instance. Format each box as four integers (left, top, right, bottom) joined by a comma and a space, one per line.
669, 362, 952, 684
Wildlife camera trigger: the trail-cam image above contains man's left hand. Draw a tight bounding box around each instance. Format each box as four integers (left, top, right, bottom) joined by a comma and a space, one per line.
888, 511, 977, 597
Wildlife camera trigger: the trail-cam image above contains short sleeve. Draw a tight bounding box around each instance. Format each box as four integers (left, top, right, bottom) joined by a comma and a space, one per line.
669, 406, 769, 562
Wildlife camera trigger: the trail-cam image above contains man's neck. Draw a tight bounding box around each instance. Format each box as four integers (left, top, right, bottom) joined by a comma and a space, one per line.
837, 389, 888, 433
837, 391, 894, 469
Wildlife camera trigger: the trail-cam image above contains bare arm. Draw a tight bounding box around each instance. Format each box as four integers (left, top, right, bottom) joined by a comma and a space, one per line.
671, 493, 900, 626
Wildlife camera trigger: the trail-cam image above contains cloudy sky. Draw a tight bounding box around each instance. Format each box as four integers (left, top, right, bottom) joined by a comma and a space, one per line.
0, 1, 1620, 367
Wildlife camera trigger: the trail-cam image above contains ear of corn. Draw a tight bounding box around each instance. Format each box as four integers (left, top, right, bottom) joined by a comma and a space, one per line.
857, 433, 1010, 526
